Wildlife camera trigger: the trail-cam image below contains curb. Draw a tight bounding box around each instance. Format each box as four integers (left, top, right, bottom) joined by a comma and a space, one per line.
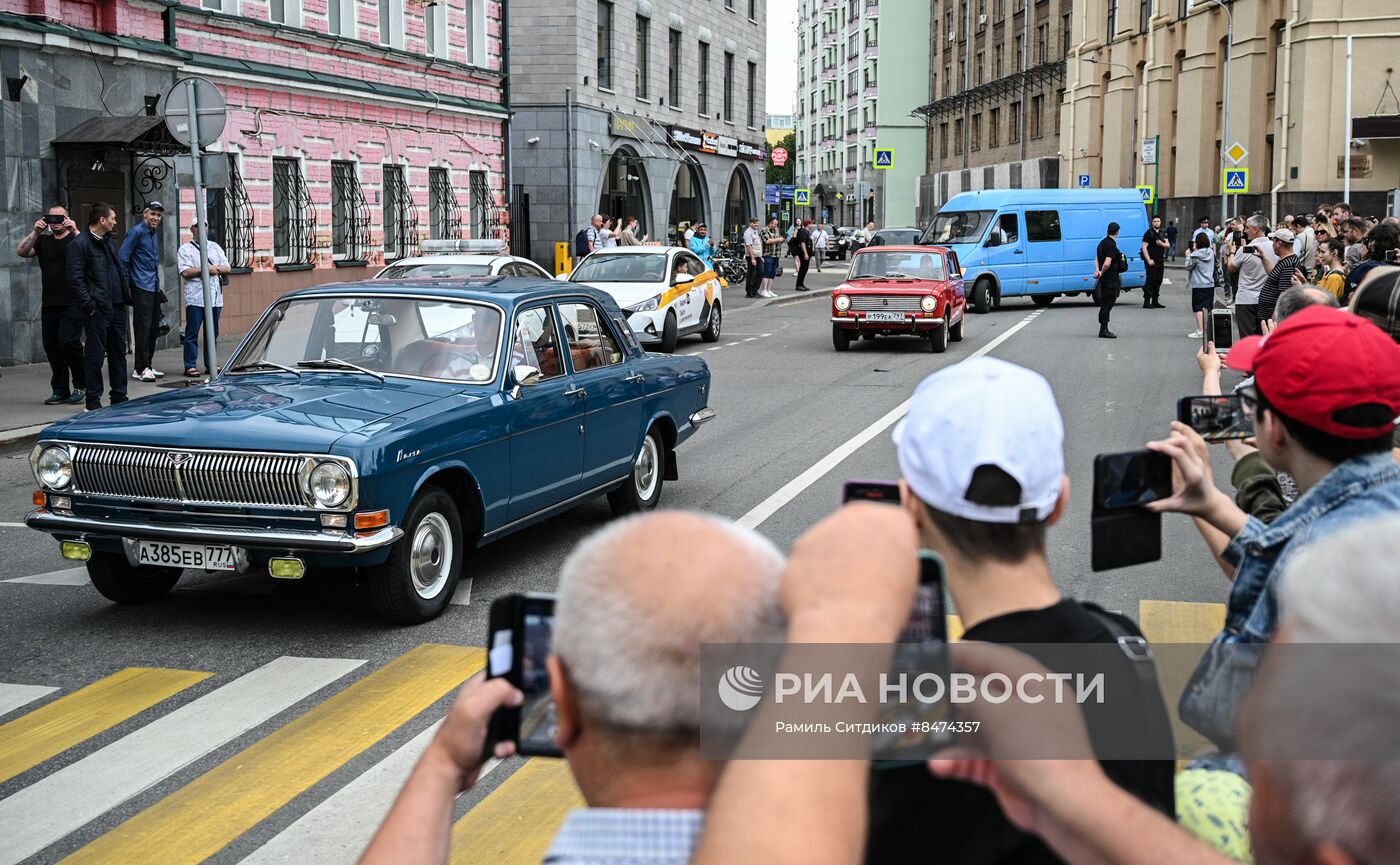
729, 285, 837, 314
0, 424, 50, 450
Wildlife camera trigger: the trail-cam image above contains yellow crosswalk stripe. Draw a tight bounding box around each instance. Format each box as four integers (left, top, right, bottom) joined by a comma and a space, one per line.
947, 614, 964, 642
58, 644, 484, 865
449, 758, 583, 865
0, 667, 210, 784
1138, 600, 1226, 644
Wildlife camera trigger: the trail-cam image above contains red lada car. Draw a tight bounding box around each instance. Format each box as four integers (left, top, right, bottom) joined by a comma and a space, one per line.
830, 245, 967, 352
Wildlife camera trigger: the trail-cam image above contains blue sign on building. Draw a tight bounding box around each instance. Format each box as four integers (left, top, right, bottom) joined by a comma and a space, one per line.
1077, 174, 1091, 188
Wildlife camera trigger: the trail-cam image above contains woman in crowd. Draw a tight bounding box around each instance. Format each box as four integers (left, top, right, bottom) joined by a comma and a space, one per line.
1313, 237, 1348, 299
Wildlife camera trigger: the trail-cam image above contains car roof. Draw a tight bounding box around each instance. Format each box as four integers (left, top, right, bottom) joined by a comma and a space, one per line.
382, 254, 530, 267
580, 246, 677, 255
282, 276, 614, 307
940, 188, 1149, 208
855, 244, 950, 253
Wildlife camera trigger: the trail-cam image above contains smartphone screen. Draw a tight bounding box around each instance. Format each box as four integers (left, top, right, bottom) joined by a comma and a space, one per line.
1211, 309, 1234, 352
899, 552, 948, 645
1178, 395, 1254, 441
1093, 450, 1172, 510
843, 480, 901, 505
875, 551, 953, 762
484, 593, 562, 758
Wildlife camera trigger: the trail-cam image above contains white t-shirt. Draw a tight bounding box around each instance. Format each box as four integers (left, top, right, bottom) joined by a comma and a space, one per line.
743, 226, 763, 258
1231, 237, 1273, 306
177, 240, 230, 308
812, 229, 829, 249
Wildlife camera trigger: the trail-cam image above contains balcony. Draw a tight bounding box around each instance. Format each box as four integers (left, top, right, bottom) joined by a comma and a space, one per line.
846, 90, 860, 105
864, 85, 879, 99
824, 31, 838, 46
865, 3, 879, 17
864, 124, 877, 138
865, 43, 879, 59
822, 67, 838, 82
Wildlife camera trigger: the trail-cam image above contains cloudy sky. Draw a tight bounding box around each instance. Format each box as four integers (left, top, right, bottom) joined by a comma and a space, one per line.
767, 0, 797, 115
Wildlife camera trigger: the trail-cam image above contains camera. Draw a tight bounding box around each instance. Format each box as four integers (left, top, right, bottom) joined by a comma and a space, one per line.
43, 214, 64, 225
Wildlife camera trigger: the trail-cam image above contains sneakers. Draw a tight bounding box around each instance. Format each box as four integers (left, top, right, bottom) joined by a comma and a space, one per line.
44, 393, 67, 405
1187, 329, 1204, 339
138, 368, 157, 382
1099, 328, 1117, 339
68, 391, 85, 404
151, 369, 165, 378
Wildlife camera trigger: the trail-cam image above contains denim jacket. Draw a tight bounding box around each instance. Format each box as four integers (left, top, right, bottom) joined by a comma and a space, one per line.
1219, 451, 1400, 643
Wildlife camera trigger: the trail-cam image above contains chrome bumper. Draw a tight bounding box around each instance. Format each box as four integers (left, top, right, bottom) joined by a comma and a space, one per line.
24, 509, 403, 553
831, 316, 945, 326
690, 407, 718, 427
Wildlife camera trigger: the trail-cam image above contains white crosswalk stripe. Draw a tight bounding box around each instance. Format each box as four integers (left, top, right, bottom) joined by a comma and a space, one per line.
0, 656, 364, 865
0, 683, 58, 718
2, 567, 89, 586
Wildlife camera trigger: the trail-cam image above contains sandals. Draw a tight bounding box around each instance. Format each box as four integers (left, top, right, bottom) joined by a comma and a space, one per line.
184, 368, 200, 377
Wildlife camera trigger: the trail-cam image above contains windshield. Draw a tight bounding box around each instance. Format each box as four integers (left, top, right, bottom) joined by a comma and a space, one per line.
571, 253, 669, 283
232, 296, 505, 383
875, 229, 923, 245
376, 262, 491, 279
921, 211, 994, 245
850, 251, 947, 281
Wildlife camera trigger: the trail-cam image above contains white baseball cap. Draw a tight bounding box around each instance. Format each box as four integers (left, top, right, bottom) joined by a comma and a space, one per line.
893, 358, 1065, 524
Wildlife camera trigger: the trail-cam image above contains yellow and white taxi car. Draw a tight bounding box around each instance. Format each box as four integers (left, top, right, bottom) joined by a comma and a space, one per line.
374, 239, 552, 280
567, 246, 723, 352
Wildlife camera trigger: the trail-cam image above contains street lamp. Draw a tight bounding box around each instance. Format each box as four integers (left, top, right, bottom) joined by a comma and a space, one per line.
1195, 0, 1234, 227
1085, 56, 1139, 188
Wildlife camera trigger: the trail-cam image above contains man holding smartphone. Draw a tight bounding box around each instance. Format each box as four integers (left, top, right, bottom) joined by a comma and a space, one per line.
1227, 215, 1276, 337
16, 204, 85, 404
866, 358, 1174, 865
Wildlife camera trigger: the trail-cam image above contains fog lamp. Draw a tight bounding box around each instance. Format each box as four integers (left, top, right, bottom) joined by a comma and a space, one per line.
269, 557, 305, 579
60, 541, 92, 561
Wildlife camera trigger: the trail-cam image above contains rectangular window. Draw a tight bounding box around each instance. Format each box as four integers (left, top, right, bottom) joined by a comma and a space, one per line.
699, 41, 710, 115
994, 44, 1003, 78
635, 16, 650, 98
464, 0, 485, 65
970, 112, 981, 151
1014, 34, 1023, 69
1026, 210, 1062, 242
723, 51, 735, 122
597, 1, 614, 89
1008, 100, 1021, 143
331, 161, 353, 257
273, 158, 294, 259
954, 118, 963, 155
1063, 13, 1072, 58
1055, 88, 1064, 133
668, 29, 682, 106
989, 106, 1000, 147
1178, 0, 1189, 18
747, 61, 757, 127
425, 1, 447, 57
975, 51, 984, 84
428, 167, 451, 239
1036, 23, 1047, 63
1031, 93, 1043, 138
749, 0, 757, 19
270, 0, 302, 25
383, 164, 411, 260
1140, 0, 1151, 32
1106, 0, 1118, 40
329, 0, 352, 36
939, 122, 949, 159
378, 0, 402, 48
201, 0, 223, 9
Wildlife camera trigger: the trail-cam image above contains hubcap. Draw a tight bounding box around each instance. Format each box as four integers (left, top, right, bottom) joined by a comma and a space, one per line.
409, 512, 453, 599
710, 306, 721, 336
634, 436, 660, 501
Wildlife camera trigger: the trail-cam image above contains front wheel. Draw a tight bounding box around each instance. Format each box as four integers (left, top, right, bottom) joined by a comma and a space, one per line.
972, 280, 994, 314
929, 321, 949, 353
833, 324, 852, 351
949, 315, 964, 342
608, 427, 665, 515
658, 312, 679, 353
87, 551, 181, 604
701, 302, 722, 342
366, 488, 463, 624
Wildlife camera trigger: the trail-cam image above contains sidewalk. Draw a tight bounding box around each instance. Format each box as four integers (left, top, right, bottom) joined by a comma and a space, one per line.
0, 337, 242, 448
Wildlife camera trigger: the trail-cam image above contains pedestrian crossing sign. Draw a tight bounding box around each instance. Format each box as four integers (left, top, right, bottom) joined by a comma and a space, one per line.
1224, 168, 1249, 193
794, 188, 811, 205
1137, 185, 1155, 205
874, 148, 894, 169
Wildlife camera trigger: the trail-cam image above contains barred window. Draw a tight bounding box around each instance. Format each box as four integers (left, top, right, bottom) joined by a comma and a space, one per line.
429, 167, 462, 240
382, 164, 418, 261
331, 161, 371, 262
272, 157, 314, 266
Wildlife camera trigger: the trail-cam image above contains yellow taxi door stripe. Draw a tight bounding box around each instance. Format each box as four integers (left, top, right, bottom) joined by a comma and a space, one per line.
659, 269, 719, 308
58, 645, 483, 865
449, 757, 583, 865
0, 667, 210, 784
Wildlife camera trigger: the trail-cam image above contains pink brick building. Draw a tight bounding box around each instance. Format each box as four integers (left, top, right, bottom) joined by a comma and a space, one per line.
1, 0, 508, 361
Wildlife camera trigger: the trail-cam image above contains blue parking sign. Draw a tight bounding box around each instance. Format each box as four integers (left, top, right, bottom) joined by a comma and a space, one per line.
1077, 174, 1091, 188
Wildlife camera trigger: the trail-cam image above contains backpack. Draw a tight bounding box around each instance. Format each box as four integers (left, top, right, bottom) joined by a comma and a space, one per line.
1114, 250, 1129, 274
573, 229, 591, 259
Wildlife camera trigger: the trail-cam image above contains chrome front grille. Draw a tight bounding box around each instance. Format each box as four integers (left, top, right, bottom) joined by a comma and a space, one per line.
69, 444, 311, 509
849, 295, 925, 312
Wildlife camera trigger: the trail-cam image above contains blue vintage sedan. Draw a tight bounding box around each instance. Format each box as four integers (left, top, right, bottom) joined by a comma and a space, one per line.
25, 277, 715, 623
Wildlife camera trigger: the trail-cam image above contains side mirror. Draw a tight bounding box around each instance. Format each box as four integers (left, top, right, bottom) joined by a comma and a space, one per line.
673, 273, 695, 286
985, 234, 1001, 248
510, 365, 541, 399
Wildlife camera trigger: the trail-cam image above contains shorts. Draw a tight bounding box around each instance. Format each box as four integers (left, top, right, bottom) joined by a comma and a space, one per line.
763, 256, 779, 279
1191, 286, 1215, 313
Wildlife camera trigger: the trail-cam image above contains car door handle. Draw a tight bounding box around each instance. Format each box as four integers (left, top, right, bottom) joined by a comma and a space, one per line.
564, 386, 587, 398
624, 373, 644, 384
1014, 250, 1024, 254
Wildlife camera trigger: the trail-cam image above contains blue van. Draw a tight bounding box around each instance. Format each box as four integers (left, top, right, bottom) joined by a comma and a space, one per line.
918, 188, 1149, 313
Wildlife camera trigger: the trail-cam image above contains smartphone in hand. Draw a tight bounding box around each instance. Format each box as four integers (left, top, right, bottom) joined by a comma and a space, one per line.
1090, 450, 1169, 572
483, 593, 563, 759
842, 480, 902, 505
1178, 395, 1254, 441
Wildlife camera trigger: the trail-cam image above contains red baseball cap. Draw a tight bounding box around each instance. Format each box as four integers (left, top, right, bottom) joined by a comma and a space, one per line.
1225, 306, 1400, 438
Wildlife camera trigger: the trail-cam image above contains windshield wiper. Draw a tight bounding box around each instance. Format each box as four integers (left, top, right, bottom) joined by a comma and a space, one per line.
295, 358, 386, 382
228, 359, 302, 377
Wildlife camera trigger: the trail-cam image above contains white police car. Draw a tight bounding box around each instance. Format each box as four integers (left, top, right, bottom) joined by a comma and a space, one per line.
567, 246, 722, 353
374, 239, 552, 280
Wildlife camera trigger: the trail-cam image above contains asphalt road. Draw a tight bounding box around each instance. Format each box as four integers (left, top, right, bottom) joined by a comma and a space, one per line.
0, 267, 1234, 864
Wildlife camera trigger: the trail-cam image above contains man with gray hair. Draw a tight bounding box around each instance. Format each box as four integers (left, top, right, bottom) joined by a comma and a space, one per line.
1272, 284, 1339, 322
1227, 214, 1276, 337
359, 510, 785, 865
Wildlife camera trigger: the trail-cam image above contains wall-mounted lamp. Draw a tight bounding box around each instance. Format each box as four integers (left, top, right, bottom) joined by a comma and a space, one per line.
526, 136, 540, 145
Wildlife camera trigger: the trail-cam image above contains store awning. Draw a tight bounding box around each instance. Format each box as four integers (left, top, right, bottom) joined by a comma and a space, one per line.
1352, 115, 1400, 139
52, 115, 186, 155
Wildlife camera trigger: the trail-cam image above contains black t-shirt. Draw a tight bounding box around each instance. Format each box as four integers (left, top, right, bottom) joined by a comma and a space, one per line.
1141, 228, 1165, 268
796, 228, 812, 257
865, 599, 1176, 865
1095, 237, 1121, 284
34, 233, 77, 306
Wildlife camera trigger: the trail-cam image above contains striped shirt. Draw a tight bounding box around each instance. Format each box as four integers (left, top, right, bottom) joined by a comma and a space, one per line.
541, 808, 704, 865
1257, 254, 1299, 321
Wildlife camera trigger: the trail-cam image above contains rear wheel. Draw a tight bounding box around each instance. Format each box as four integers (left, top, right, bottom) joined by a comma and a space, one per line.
972, 279, 994, 314
929, 321, 949, 353
367, 487, 462, 624
832, 324, 852, 351
701, 302, 722, 342
608, 426, 665, 514
87, 552, 181, 604
1031, 293, 1055, 308
949, 315, 964, 342
658, 311, 679, 353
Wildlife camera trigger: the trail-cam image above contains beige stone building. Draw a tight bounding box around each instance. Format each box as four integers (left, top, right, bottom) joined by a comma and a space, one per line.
1062, 0, 1400, 226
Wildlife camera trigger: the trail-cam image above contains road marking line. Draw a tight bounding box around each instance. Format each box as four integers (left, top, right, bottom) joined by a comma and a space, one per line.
736, 312, 1042, 530
0, 684, 58, 718
0, 522, 27, 528
1138, 600, 1225, 644
57, 644, 483, 865
450, 579, 472, 605
0, 668, 211, 785
0, 657, 363, 865
448, 758, 583, 865
706, 347, 723, 352
2, 568, 90, 586
743, 337, 757, 342
725, 341, 741, 346
242, 723, 503, 865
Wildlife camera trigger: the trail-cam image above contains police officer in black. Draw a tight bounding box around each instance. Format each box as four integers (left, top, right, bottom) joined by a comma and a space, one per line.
1140, 215, 1169, 309
1093, 222, 1123, 339
67, 202, 132, 410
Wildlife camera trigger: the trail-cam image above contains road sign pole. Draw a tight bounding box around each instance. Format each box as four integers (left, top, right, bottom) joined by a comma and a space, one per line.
184, 79, 218, 378
1153, 136, 1160, 217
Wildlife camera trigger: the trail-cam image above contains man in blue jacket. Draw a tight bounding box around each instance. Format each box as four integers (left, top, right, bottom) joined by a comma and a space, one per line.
67, 203, 132, 410
118, 200, 165, 382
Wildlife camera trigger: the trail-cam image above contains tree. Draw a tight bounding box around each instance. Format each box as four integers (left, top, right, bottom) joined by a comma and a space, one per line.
766, 132, 795, 185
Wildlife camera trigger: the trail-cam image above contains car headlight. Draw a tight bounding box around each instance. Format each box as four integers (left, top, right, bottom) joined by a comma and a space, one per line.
627, 295, 662, 314
834, 294, 851, 311
36, 445, 73, 490
921, 295, 938, 313
309, 461, 351, 509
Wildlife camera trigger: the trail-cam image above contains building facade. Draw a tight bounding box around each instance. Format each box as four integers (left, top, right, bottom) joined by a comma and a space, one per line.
508, 0, 767, 260
766, 113, 794, 148
1063, 0, 1400, 226
915, 0, 1071, 224
1, 0, 507, 366
794, 0, 929, 229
